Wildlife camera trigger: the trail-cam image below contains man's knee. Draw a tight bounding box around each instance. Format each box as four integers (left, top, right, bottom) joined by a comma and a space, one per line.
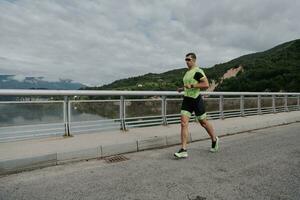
181, 119, 189, 128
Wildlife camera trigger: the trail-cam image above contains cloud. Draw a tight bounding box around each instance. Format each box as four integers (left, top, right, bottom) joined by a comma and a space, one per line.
0, 0, 299, 86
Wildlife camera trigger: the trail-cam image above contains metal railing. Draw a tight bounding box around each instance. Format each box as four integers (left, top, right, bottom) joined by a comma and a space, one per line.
0, 89, 299, 142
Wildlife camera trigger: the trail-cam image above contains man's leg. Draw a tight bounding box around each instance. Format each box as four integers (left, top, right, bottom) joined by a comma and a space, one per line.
194, 96, 216, 141
199, 118, 219, 152
198, 119, 216, 141
181, 114, 190, 150
174, 113, 190, 158
175, 96, 192, 158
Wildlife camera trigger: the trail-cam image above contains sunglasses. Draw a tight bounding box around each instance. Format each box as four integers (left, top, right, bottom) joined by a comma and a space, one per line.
185, 58, 192, 61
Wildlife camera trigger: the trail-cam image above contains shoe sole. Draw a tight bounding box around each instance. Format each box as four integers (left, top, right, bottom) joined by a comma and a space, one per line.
174, 153, 188, 158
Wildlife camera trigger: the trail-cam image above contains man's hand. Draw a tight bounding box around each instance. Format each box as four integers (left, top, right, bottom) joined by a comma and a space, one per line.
184, 84, 192, 89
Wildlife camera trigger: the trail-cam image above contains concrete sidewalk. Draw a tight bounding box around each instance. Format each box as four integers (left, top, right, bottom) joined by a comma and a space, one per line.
1, 111, 300, 175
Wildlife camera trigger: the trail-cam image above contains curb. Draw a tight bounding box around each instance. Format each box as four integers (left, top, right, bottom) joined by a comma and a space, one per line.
0, 154, 57, 175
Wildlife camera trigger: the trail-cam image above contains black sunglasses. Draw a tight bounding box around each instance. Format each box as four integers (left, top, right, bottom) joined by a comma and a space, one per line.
185, 58, 192, 61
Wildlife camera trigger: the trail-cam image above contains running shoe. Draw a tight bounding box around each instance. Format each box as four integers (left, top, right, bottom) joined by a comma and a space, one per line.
174, 148, 188, 158
210, 136, 219, 153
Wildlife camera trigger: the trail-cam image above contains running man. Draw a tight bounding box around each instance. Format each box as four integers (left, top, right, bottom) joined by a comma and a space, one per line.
174, 53, 219, 158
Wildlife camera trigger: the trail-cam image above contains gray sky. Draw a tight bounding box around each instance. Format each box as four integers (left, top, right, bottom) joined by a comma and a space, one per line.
0, 0, 299, 86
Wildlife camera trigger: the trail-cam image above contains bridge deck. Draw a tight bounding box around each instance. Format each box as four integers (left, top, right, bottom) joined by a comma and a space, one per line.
0, 111, 299, 175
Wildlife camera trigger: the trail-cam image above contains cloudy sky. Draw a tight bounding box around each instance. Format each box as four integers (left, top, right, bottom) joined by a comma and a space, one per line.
0, 0, 299, 86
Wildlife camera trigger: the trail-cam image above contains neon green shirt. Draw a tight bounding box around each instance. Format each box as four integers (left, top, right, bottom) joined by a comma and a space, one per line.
183, 66, 206, 98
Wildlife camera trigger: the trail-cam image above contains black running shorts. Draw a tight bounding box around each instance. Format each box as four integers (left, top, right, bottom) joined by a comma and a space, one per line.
181, 95, 207, 120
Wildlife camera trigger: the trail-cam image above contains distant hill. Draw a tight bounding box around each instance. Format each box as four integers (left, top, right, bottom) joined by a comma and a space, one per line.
210, 39, 300, 92
84, 39, 300, 92
0, 75, 85, 90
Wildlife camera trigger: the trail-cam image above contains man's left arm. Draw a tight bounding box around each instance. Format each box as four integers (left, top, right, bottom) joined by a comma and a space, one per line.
185, 71, 209, 89
190, 77, 209, 89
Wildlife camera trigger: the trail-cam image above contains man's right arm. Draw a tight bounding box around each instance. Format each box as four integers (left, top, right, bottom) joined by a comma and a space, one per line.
177, 87, 184, 93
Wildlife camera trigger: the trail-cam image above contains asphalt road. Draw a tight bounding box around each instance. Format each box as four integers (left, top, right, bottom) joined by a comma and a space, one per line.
0, 123, 299, 200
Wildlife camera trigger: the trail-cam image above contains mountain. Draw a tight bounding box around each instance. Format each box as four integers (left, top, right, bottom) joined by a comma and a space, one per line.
0, 75, 85, 90
210, 39, 300, 92
84, 39, 300, 92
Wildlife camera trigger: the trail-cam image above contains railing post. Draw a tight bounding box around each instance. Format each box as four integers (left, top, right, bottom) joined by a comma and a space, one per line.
284, 95, 288, 112
161, 96, 167, 125
297, 95, 300, 110
63, 96, 71, 137
240, 95, 245, 117
120, 96, 127, 131
272, 95, 276, 113
68, 99, 72, 133
219, 95, 224, 119
257, 95, 262, 115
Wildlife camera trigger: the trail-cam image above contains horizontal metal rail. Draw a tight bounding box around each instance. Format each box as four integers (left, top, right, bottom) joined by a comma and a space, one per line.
0, 89, 299, 142
0, 89, 299, 96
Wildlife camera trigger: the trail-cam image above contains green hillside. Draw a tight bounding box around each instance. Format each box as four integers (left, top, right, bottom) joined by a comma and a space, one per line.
213, 39, 300, 92
84, 39, 300, 92
85, 68, 186, 91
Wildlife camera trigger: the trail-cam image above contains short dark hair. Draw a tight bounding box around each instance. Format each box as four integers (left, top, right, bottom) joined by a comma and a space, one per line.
185, 52, 196, 60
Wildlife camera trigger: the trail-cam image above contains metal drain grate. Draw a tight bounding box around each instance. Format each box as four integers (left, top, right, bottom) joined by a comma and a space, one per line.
104, 155, 129, 163
188, 195, 206, 200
